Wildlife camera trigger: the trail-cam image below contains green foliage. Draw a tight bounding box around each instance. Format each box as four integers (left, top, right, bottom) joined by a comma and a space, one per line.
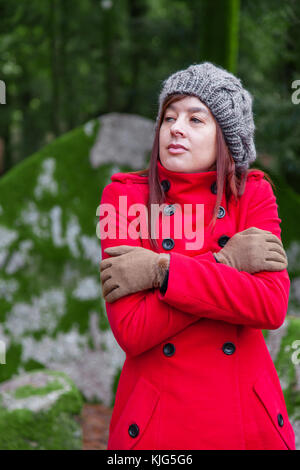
0, 370, 83, 450
254, 163, 300, 251
274, 317, 300, 418
239, 0, 300, 193
0, 0, 240, 170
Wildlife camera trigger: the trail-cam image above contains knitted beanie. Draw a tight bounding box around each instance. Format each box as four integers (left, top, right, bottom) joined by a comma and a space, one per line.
156, 62, 256, 171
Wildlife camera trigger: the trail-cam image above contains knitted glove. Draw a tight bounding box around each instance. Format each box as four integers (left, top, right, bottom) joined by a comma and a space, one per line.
100, 245, 170, 303
213, 227, 288, 274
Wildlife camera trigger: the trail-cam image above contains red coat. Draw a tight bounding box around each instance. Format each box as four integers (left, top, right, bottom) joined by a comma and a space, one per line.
99, 159, 296, 450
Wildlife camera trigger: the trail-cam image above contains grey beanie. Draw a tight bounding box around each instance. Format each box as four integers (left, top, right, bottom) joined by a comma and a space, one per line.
156, 62, 256, 171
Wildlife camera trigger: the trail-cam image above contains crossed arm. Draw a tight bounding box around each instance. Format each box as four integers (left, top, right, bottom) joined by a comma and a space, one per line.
99, 178, 290, 357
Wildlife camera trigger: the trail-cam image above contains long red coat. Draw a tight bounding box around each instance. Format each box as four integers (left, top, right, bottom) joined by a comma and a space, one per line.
99, 159, 296, 450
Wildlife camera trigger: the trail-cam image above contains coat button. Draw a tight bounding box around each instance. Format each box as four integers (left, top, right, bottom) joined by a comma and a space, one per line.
163, 204, 176, 216
128, 423, 139, 438
217, 206, 226, 219
162, 238, 175, 250
211, 181, 217, 194
161, 180, 170, 192
218, 235, 230, 247
277, 413, 284, 427
222, 342, 236, 355
163, 343, 175, 356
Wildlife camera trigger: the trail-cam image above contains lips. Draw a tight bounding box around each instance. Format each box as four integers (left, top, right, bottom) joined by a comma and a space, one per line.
167, 143, 188, 150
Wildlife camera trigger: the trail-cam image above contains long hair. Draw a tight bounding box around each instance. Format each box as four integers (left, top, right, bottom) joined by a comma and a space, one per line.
131, 93, 275, 252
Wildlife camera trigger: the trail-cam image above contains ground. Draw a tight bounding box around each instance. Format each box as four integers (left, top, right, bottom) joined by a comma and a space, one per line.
80, 403, 112, 450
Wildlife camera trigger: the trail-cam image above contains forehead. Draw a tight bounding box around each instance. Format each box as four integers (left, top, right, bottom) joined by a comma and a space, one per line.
166, 97, 210, 116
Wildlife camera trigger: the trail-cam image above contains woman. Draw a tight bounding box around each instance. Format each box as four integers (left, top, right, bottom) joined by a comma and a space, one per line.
99, 62, 296, 450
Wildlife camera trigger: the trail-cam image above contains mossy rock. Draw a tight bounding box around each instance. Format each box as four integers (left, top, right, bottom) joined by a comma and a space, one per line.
0, 115, 151, 408
0, 369, 83, 450
263, 315, 300, 448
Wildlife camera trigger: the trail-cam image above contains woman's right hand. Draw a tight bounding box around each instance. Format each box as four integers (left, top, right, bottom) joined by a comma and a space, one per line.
213, 227, 288, 274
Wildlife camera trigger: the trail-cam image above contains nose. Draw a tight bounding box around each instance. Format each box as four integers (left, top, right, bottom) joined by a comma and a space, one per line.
170, 122, 185, 136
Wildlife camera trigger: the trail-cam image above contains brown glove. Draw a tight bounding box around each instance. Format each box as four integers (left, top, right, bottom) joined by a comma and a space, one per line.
100, 245, 170, 303
213, 227, 288, 274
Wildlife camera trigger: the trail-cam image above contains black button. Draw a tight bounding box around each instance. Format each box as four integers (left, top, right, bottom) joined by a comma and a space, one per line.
217, 206, 226, 219
211, 181, 217, 194
277, 414, 284, 427
161, 180, 170, 192
163, 343, 175, 357
162, 238, 175, 250
128, 423, 139, 438
218, 235, 230, 247
222, 342, 236, 355
163, 204, 176, 216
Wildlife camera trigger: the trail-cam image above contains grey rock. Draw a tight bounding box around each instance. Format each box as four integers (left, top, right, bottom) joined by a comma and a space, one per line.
90, 113, 155, 169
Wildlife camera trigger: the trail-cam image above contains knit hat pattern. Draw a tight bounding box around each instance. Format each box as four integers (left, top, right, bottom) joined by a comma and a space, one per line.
156, 62, 256, 171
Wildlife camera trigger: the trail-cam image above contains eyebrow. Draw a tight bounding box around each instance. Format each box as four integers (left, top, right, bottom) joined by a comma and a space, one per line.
167, 104, 210, 116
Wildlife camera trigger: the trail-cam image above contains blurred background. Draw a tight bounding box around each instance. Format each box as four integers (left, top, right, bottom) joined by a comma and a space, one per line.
0, 0, 299, 450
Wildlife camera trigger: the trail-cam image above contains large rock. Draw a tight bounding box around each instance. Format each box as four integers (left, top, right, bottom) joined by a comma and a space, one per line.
0, 115, 139, 407
90, 112, 154, 169
0, 370, 83, 449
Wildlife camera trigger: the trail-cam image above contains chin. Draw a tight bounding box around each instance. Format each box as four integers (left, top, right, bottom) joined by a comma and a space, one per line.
163, 159, 184, 170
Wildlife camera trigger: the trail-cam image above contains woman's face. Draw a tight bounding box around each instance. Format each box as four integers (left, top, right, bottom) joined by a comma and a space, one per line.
159, 96, 217, 173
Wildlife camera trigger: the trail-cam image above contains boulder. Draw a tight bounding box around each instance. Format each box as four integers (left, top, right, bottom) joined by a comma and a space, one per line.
0, 369, 83, 449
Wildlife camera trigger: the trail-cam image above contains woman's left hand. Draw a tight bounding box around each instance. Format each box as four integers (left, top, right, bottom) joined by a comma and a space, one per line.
100, 245, 170, 303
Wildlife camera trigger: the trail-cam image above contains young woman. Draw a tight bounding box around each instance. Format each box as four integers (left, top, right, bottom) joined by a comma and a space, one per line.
99, 62, 296, 450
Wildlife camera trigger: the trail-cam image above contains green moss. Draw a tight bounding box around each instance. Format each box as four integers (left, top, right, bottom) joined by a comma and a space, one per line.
98, 304, 110, 331
0, 298, 11, 324
31, 330, 48, 341
14, 379, 65, 398
23, 359, 45, 372
43, 371, 84, 415
0, 408, 82, 450
87, 335, 94, 350
261, 329, 269, 340
0, 370, 84, 450
0, 343, 22, 383
274, 316, 300, 418
55, 293, 96, 335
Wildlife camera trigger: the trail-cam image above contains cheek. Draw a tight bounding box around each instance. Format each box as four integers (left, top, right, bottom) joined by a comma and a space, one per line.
194, 128, 215, 145
159, 130, 167, 146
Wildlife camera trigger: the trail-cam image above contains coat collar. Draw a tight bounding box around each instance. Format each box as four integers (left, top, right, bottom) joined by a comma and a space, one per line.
157, 158, 218, 203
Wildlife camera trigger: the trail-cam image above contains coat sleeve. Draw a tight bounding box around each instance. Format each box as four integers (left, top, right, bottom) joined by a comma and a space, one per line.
99, 182, 218, 357
157, 176, 290, 330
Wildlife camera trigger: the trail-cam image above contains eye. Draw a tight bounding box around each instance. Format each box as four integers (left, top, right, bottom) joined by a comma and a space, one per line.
164, 116, 202, 123
164, 116, 174, 122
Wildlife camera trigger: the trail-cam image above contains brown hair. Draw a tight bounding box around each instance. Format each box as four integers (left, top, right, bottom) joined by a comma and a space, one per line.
131, 93, 275, 252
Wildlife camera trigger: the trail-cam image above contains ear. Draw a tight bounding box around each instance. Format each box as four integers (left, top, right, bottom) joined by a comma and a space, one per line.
104, 245, 136, 256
